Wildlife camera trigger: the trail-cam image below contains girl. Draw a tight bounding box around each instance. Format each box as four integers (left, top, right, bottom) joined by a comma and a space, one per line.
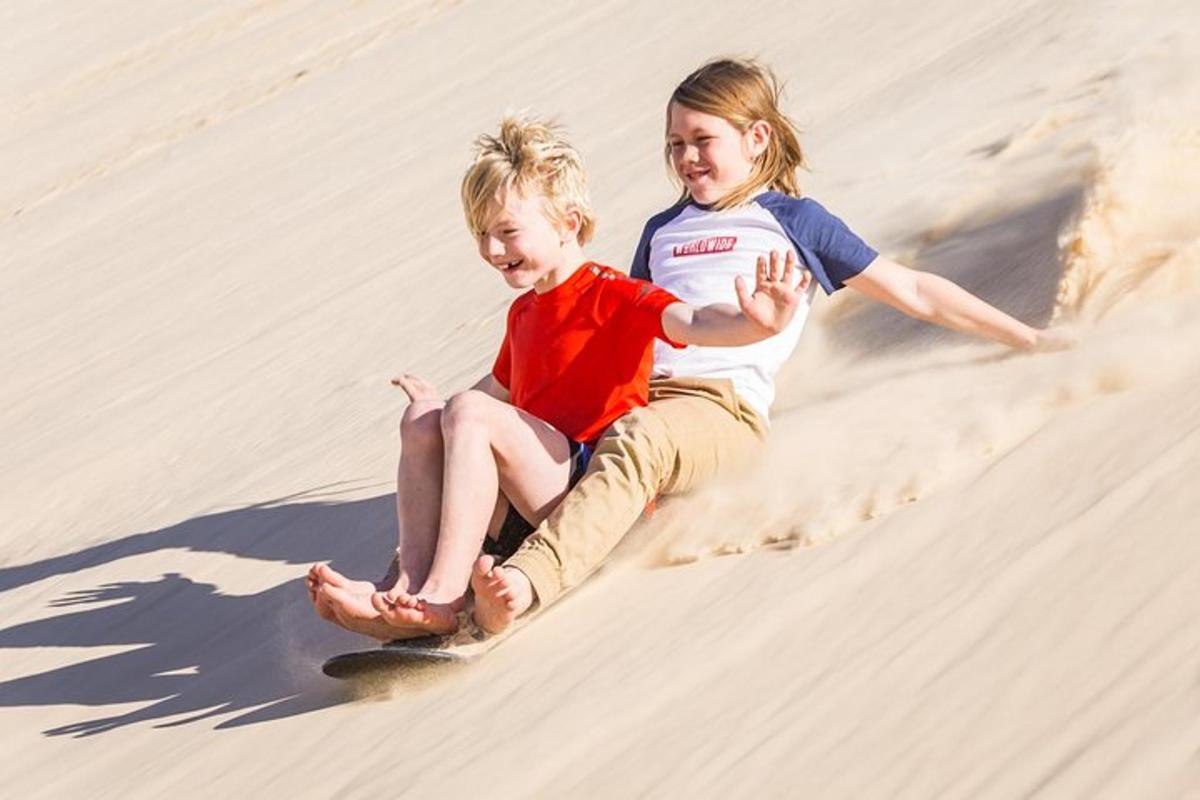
467, 58, 1071, 634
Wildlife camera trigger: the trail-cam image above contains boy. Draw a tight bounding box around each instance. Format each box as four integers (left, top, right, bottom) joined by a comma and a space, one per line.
310, 115, 807, 640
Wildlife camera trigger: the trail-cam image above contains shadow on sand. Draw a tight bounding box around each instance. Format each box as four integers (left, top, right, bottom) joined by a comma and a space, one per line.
822, 187, 1081, 358
0, 487, 405, 736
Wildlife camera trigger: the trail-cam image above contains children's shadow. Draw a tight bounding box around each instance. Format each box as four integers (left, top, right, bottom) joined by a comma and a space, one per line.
0, 488, 400, 736
823, 187, 1081, 358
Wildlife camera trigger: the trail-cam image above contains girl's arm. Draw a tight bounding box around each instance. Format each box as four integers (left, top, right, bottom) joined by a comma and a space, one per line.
844, 257, 1069, 350
661, 250, 810, 346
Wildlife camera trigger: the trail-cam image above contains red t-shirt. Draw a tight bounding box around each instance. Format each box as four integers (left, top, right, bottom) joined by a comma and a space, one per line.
492, 262, 684, 446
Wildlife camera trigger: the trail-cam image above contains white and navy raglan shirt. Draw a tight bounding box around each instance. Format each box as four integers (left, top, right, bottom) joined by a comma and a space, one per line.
630, 191, 878, 420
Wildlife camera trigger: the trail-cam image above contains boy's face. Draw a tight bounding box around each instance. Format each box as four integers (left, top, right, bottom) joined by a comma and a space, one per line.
476, 187, 570, 291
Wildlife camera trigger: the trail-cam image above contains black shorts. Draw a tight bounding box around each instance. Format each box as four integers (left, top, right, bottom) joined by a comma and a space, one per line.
482, 439, 592, 561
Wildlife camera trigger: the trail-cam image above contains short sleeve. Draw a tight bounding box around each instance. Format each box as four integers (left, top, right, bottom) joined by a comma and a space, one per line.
491, 327, 512, 389
630, 281, 686, 349
809, 203, 878, 291
630, 221, 654, 282
630, 203, 688, 282
757, 194, 878, 294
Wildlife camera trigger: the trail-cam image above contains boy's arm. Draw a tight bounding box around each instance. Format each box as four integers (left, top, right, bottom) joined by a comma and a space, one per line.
843, 257, 1072, 351
470, 373, 511, 402
392, 372, 510, 403
660, 250, 809, 347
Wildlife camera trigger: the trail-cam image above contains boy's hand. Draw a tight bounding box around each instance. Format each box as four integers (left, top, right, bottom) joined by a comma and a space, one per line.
734, 250, 809, 334
391, 373, 440, 402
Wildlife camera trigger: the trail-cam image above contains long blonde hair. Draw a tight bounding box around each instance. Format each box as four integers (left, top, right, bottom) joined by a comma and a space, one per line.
462, 114, 596, 244
667, 58, 807, 210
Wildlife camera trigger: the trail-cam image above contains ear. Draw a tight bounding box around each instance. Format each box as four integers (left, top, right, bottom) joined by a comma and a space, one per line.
559, 207, 583, 243
746, 120, 772, 159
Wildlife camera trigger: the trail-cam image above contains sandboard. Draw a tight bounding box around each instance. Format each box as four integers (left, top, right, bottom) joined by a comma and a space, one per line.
322, 627, 499, 680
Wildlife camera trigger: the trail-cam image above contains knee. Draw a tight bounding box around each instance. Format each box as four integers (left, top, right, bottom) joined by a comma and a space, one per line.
399, 401, 442, 442
440, 390, 494, 435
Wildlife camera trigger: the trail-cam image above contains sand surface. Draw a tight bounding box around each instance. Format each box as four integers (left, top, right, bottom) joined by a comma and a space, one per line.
3, 1, 1199, 797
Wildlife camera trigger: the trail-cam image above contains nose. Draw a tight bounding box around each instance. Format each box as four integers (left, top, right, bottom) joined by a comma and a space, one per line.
480, 234, 505, 261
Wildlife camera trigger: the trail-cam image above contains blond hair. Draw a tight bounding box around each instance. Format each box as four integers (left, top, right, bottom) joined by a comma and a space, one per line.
667, 58, 807, 210
461, 115, 596, 245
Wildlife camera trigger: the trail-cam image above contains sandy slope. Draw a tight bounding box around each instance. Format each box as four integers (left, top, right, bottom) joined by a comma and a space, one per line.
2, 1, 1198, 797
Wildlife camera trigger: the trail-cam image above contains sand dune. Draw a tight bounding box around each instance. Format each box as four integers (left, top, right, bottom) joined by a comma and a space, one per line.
2, 1, 1198, 797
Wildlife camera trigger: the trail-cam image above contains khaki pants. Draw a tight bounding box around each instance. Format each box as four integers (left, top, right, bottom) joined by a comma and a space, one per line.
505, 377, 767, 606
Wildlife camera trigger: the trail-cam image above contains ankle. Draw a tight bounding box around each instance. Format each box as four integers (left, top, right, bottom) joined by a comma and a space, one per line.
415, 576, 445, 601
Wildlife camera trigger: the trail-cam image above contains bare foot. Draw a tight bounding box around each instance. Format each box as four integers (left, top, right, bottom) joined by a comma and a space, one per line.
319, 583, 428, 642
470, 555, 534, 634
306, 563, 379, 624
308, 563, 378, 595
369, 589, 462, 636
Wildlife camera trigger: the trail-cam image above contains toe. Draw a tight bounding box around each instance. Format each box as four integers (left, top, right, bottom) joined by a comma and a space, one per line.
316, 563, 344, 586
474, 554, 496, 578
370, 591, 393, 616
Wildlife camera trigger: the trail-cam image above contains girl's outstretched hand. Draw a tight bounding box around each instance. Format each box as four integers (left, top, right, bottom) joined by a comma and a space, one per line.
391, 373, 440, 402
1030, 327, 1078, 352
734, 250, 810, 334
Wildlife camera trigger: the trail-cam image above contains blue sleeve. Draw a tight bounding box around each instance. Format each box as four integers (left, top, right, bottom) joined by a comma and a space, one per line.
630, 221, 654, 282
630, 203, 688, 282
756, 194, 878, 294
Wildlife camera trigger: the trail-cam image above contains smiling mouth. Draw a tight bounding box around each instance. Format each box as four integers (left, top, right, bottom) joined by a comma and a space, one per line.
500, 259, 523, 271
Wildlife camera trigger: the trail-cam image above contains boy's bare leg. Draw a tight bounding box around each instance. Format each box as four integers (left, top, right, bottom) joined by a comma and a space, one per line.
391, 397, 446, 589
310, 399, 445, 633
371, 390, 573, 633
476, 403, 672, 633
470, 555, 535, 634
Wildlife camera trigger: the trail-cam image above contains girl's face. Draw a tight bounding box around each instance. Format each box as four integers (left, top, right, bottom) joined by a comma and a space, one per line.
667, 102, 766, 205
